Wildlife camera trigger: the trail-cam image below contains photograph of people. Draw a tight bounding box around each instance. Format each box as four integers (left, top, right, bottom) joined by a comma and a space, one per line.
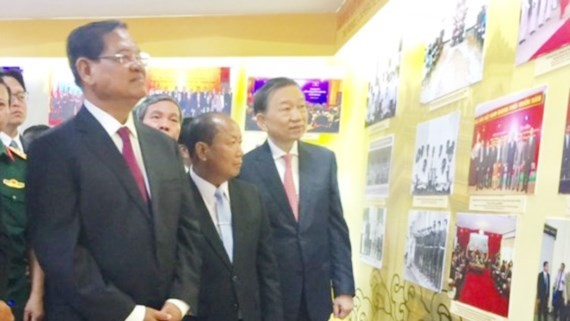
404, 211, 450, 292
559, 93, 570, 193
421, 0, 488, 103
360, 207, 386, 269
468, 86, 545, 195
516, 0, 570, 64
448, 214, 517, 318
534, 219, 570, 321
365, 38, 402, 127
366, 135, 394, 198
411, 112, 460, 195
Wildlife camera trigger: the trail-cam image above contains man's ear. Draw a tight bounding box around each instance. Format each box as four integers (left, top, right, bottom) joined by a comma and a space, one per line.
76, 57, 95, 86
255, 113, 267, 132
195, 142, 209, 162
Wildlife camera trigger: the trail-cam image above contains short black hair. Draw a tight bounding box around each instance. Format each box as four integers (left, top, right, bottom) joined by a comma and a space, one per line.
23, 124, 50, 145
0, 69, 26, 92
544, 261, 549, 267
67, 20, 128, 88
253, 77, 299, 114
183, 113, 222, 158
178, 116, 194, 146
0, 78, 12, 106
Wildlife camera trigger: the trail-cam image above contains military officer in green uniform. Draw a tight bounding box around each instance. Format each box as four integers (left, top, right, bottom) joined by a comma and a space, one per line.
0, 73, 44, 321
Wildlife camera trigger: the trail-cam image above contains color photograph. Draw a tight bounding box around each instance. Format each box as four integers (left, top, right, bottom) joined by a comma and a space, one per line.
411, 112, 460, 195
468, 86, 546, 195
365, 37, 402, 127
244, 78, 343, 133
404, 210, 450, 292
535, 218, 570, 321
559, 92, 570, 193
360, 206, 387, 269
448, 213, 517, 318
366, 135, 394, 198
48, 67, 82, 126
421, 0, 488, 103
517, 0, 570, 65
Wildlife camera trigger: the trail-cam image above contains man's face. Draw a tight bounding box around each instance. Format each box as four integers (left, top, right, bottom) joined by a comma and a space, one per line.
84, 28, 146, 106
2, 76, 27, 128
0, 86, 10, 131
256, 85, 307, 146
204, 117, 243, 181
142, 100, 181, 140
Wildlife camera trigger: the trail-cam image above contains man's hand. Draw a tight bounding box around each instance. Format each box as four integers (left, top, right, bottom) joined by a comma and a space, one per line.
160, 302, 182, 321
24, 294, 44, 321
333, 295, 354, 319
143, 307, 172, 321
0, 301, 14, 321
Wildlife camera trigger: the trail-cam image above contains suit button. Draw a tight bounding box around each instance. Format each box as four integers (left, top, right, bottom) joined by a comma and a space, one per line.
233, 303, 238, 310
232, 275, 238, 282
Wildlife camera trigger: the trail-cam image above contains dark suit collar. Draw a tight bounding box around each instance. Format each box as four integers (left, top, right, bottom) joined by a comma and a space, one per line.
188, 176, 232, 269
75, 107, 150, 217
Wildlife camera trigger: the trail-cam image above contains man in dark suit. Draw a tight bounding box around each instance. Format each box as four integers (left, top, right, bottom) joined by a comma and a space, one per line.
0, 70, 28, 152
522, 127, 536, 193
537, 261, 550, 321
26, 20, 201, 321
181, 113, 282, 321
239, 77, 355, 321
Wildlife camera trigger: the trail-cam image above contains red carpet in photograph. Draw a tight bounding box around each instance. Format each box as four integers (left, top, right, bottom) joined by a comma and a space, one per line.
530, 18, 570, 60
458, 269, 509, 317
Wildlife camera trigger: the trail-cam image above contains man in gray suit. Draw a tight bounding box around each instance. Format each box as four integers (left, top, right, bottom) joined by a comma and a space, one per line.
27, 20, 201, 321
239, 77, 355, 321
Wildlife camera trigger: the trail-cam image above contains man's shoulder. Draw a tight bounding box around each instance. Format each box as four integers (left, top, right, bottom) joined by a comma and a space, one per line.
299, 141, 334, 158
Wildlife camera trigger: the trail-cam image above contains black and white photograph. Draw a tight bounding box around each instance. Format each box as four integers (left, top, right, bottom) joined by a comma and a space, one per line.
404, 210, 450, 292
360, 206, 387, 269
411, 112, 460, 195
366, 135, 394, 198
365, 37, 402, 127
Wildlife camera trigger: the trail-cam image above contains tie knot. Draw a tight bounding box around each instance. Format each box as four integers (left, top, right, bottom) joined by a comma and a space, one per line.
215, 188, 224, 201
117, 127, 131, 141
283, 153, 293, 164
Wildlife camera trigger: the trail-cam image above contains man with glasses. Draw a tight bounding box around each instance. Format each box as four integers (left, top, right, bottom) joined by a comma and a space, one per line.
27, 20, 201, 321
0, 70, 28, 152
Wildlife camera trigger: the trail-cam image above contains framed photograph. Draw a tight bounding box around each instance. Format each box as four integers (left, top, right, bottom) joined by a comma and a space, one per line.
559, 92, 570, 193
360, 206, 387, 269
366, 135, 394, 198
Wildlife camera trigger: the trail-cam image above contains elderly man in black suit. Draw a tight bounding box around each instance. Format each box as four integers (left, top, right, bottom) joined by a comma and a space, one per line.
182, 113, 282, 321
240, 77, 355, 321
26, 20, 201, 321
537, 261, 551, 321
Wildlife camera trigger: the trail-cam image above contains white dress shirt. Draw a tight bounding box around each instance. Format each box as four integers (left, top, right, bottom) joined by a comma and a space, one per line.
0, 131, 24, 151
83, 100, 189, 321
189, 166, 230, 227
267, 138, 299, 195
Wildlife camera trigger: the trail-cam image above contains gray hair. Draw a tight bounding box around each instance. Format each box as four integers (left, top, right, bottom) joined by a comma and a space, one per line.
134, 93, 182, 121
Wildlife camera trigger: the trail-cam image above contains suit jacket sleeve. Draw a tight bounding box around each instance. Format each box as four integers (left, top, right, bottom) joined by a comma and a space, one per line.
255, 191, 284, 321
168, 153, 202, 312
0, 195, 8, 298
27, 136, 136, 320
328, 154, 355, 297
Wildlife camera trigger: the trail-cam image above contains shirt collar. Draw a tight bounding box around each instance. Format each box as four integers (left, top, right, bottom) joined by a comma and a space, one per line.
267, 138, 298, 161
0, 131, 20, 147
84, 99, 138, 138
189, 166, 230, 202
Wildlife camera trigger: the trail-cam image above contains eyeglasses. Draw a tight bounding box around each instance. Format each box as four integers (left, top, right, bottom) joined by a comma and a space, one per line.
12, 91, 28, 102
97, 52, 150, 67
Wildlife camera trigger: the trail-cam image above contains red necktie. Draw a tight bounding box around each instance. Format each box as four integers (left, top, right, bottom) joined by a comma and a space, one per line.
118, 127, 148, 203
283, 154, 299, 221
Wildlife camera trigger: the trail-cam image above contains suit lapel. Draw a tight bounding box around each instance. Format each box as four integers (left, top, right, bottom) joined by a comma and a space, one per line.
255, 142, 297, 224
298, 142, 316, 228
188, 177, 232, 269
75, 107, 150, 217
137, 123, 161, 220
229, 180, 247, 269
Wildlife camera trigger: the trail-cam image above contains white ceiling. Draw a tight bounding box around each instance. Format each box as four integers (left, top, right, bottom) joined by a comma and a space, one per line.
1, 0, 345, 19
456, 214, 518, 235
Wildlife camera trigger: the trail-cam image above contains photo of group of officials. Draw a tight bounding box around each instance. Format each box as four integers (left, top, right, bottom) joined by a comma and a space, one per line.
448, 214, 517, 318
421, 0, 488, 103
516, 0, 570, 64
366, 135, 394, 198
146, 67, 233, 117
468, 86, 546, 195
411, 112, 460, 195
48, 68, 83, 126
404, 211, 450, 292
365, 37, 402, 127
559, 93, 570, 193
244, 77, 343, 133
535, 219, 570, 321
360, 207, 386, 269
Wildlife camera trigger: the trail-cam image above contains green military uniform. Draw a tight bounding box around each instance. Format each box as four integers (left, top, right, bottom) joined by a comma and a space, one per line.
0, 142, 29, 321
